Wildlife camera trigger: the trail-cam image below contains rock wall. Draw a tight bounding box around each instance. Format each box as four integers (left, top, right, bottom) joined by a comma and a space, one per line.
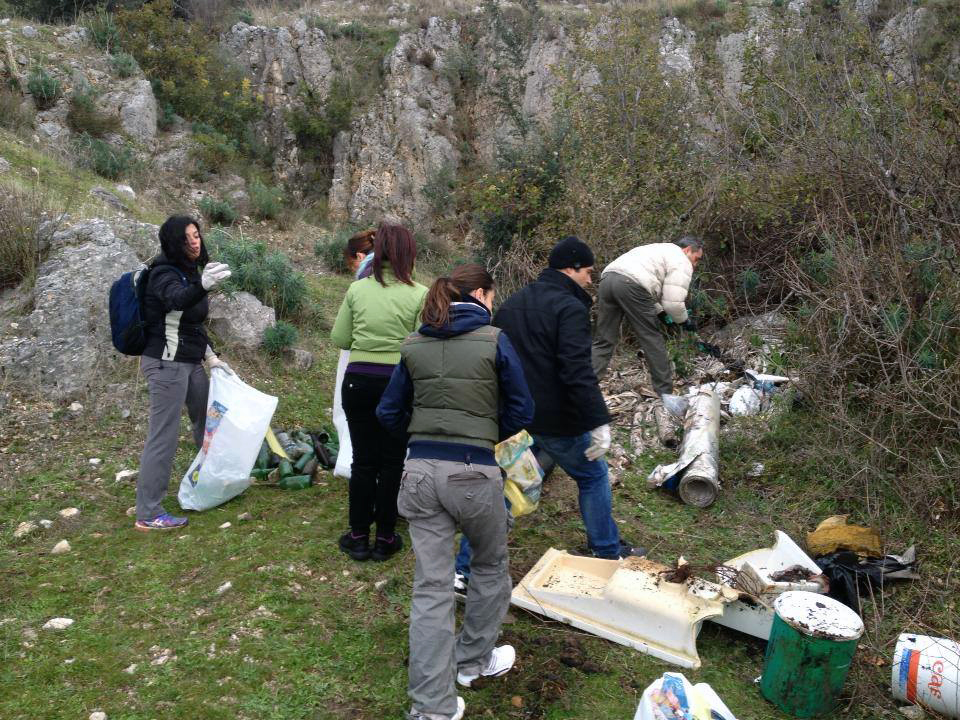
327, 17, 461, 228
222, 20, 334, 182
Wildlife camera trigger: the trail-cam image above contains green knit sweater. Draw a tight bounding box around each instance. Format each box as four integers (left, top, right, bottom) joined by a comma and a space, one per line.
330, 264, 428, 365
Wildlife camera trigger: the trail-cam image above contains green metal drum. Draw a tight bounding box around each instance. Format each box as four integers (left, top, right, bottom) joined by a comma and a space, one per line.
760, 591, 864, 717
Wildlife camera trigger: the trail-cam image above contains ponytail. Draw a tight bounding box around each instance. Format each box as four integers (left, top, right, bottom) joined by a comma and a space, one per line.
421, 277, 460, 329
421, 263, 495, 329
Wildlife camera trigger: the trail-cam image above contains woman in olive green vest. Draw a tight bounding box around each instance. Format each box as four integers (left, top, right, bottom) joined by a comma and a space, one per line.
376, 264, 535, 720
330, 222, 428, 562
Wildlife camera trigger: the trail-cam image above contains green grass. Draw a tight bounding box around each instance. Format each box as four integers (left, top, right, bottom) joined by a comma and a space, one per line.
2, 273, 957, 720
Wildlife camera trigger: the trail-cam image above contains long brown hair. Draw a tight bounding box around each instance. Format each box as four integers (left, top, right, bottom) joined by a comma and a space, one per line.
422, 263, 494, 329
344, 229, 375, 264
372, 221, 416, 286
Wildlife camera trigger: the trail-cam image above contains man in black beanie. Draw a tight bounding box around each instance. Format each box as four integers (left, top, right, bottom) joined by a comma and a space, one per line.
494, 237, 645, 559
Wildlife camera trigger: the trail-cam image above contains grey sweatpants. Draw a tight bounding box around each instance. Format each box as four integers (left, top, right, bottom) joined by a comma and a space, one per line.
398, 457, 511, 719
592, 271, 674, 395
136, 356, 208, 521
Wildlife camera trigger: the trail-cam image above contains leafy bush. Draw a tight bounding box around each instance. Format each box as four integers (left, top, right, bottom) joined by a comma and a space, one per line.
27, 67, 61, 110
0, 87, 35, 131
117, 0, 261, 145
249, 179, 284, 220
157, 102, 177, 130
73, 134, 136, 179
287, 78, 353, 188
109, 52, 139, 78
263, 320, 298, 355
190, 125, 238, 176
198, 196, 238, 225
82, 7, 120, 51
208, 229, 308, 317
66, 88, 122, 137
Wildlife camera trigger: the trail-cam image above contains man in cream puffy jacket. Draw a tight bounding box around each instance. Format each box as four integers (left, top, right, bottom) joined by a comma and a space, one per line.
591, 237, 704, 395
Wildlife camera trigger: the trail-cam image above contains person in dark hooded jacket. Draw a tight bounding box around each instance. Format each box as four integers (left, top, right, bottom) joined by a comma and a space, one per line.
134, 216, 233, 531
377, 263, 534, 720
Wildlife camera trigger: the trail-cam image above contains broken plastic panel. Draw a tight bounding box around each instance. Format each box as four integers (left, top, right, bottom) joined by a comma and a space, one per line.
710, 531, 826, 640
648, 389, 720, 507
511, 548, 738, 669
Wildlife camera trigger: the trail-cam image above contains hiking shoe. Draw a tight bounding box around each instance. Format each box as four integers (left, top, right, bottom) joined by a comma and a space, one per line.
453, 573, 469, 602
409, 696, 465, 720
134, 513, 188, 532
371, 533, 403, 562
618, 541, 647, 558
338, 531, 371, 561
457, 645, 516, 687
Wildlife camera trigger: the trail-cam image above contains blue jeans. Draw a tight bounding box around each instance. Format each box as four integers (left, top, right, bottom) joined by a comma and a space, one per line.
457, 433, 622, 575
531, 432, 621, 558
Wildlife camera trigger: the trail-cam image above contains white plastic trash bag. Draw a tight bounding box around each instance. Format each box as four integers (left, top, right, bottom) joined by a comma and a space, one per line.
178, 368, 278, 511
332, 349, 353, 479
634, 672, 738, 720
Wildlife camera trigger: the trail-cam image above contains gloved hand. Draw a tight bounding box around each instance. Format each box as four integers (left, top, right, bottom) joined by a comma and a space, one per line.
657, 311, 674, 326
201, 261, 231, 291
681, 318, 697, 333
205, 346, 235, 375
584, 424, 612, 461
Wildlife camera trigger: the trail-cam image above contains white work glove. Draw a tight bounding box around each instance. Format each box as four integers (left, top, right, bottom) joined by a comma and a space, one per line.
584, 424, 612, 461
201, 261, 231, 290
205, 346, 235, 375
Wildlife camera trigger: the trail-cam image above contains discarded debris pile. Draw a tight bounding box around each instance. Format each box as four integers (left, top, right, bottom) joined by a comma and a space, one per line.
601, 312, 795, 457
250, 428, 338, 489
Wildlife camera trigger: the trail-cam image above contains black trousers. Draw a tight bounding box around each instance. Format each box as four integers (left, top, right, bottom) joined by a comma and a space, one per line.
341, 372, 408, 537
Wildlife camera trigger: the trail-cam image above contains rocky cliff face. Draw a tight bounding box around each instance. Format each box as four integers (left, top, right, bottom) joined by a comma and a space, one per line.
223, 20, 334, 183
327, 17, 461, 229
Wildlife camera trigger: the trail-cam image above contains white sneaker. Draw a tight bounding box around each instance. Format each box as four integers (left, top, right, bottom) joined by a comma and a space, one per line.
457, 645, 516, 687
453, 573, 468, 599
410, 696, 465, 720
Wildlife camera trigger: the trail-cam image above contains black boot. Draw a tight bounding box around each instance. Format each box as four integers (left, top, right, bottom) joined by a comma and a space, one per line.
338, 531, 371, 561
371, 533, 403, 562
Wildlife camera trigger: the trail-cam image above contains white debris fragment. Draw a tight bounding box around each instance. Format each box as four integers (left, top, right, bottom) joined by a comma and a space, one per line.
59, 508, 81, 519
126, 507, 136, 517
89, 712, 107, 720
219, 522, 232, 530
237, 512, 252, 522
88, 458, 102, 466
51, 540, 71, 555
729, 387, 763, 416
216, 581, 233, 595
123, 663, 138, 674
69, 402, 83, 413
747, 463, 765, 477
39, 519, 53, 528
115, 469, 138, 483
14, 521, 38, 538
42, 617, 74, 630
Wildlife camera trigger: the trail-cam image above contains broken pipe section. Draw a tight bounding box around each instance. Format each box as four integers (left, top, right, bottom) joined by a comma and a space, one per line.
648, 389, 721, 508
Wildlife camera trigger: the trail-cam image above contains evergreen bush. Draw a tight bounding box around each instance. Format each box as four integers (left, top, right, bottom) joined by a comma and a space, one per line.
27, 67, 61, 110
263, 321, 298, 355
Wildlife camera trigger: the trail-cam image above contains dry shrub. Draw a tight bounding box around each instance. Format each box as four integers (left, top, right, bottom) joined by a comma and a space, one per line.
0, 183, 53, 289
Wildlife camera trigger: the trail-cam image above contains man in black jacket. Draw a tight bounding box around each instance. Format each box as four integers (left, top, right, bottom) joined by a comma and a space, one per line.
495, 237, 644, 559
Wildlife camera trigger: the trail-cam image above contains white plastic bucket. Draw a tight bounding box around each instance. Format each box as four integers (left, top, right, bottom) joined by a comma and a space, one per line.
892, 633, 960, 719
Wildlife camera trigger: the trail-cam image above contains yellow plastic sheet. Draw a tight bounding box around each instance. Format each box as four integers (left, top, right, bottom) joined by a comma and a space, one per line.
806, 515, 882, 557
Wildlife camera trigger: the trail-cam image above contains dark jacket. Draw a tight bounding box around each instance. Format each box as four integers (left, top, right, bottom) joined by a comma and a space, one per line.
142, 253, 210, 363
377, 301, 535, 465
493, 268, 611, 437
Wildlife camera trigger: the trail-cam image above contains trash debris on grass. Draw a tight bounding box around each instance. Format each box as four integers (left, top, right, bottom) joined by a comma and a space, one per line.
250, 427, 339, 490
807, 515, 882, 557
816, 546, 920, 614
634, 672, 738, 720
50, 540, 70, 555
42, 617, 74, 630
892, 634, 960, 719
58, 507, 80, 519
647, 389, 720, 507
511, 548, 738, 669
13, 521, 38, 539
710, 531, 828, 640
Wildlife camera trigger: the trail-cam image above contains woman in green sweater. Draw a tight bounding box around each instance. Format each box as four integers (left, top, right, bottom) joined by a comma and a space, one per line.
330, 222, 428, 562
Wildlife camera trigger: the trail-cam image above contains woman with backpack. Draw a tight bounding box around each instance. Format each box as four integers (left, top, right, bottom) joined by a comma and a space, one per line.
376, 264, 535, 720
330, 221, 428, 562
134, 216, 232, 531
